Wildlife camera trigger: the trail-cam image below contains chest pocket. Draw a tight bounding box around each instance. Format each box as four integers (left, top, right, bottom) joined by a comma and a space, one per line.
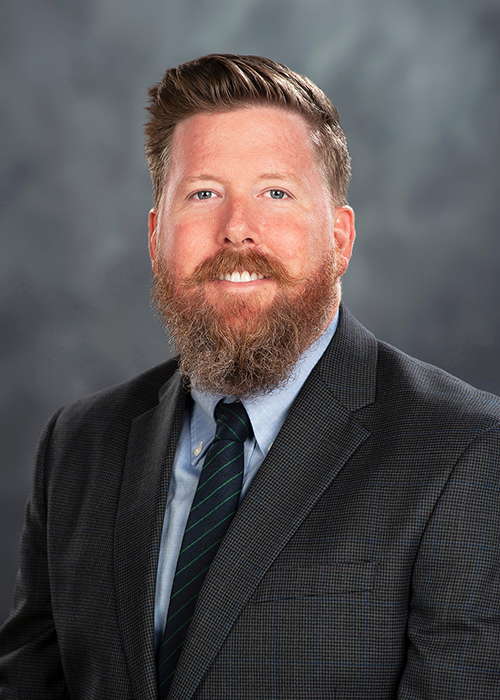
250, 560, 378, 602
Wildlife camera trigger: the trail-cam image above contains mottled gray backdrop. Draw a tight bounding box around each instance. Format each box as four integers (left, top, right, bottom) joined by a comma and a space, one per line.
1, 0, 499, 621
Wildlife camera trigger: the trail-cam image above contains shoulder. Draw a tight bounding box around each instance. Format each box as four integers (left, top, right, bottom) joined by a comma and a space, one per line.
375, 337, 500, 429
33, 358, 184, 499
333, 310, 500, 492
331, 305, 500, 432
47, 358, 181, 441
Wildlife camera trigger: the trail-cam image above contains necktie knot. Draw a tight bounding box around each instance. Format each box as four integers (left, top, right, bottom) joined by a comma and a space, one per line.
214, 400, 252, 444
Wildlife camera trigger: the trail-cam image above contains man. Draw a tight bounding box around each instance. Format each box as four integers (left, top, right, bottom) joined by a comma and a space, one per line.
1, 54, 499, 699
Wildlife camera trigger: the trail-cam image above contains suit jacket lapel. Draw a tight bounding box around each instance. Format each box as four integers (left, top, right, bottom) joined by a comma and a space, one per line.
169, 306, 378, 700
114, 369, 187, 699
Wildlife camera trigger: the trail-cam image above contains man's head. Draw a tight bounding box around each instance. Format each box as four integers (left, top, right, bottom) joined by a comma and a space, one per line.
144, 53, 351, 209
146, 56, 355, 398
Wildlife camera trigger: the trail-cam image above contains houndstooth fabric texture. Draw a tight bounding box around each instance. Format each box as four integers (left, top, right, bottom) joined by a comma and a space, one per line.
1, 304, 499, 699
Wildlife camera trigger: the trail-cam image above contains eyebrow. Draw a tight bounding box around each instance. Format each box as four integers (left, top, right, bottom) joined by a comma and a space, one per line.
257, 172, 302, 183
182, 174, 219, 183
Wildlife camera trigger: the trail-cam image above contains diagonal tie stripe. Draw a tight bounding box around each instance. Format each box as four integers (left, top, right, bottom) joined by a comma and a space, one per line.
185, 468, 243, 518
157, 400, 252, 698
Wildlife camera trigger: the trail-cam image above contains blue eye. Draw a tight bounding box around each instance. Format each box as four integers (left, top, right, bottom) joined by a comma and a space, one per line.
194, 190, 214, 200
268, 189, 287, 199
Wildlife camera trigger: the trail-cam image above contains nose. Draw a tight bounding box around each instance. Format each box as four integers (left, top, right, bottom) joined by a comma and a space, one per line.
219, 196, 258, 247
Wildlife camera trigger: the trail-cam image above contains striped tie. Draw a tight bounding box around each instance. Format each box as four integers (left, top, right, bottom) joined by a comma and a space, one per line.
157, 400, 252, 698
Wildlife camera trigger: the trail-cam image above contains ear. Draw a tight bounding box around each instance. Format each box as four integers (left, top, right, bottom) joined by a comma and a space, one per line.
333, 205, 355, 273
148, 208, 158, 270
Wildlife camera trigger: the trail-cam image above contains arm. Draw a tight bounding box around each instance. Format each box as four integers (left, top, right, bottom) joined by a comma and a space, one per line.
0, 411, 69, 699
399, 427, 500, 699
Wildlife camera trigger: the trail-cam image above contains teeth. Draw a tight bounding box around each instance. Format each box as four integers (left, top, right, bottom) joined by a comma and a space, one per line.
218, 271, 264, 283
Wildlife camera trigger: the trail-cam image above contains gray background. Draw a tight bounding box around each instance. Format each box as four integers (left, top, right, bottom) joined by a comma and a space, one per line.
1, 0, 499, 622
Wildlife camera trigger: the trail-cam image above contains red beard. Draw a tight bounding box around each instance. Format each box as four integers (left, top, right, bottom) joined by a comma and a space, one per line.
152, 247, 342, 397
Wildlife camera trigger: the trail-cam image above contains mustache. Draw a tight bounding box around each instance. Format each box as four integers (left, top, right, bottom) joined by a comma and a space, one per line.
185, 249, 297, 286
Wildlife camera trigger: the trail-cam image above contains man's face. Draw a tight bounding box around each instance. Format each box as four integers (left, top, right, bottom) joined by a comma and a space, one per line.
149, 106, 354, 315
148, 106, 355, 396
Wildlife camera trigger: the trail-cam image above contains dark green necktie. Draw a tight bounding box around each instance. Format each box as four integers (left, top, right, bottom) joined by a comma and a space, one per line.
157, 400, 252, 698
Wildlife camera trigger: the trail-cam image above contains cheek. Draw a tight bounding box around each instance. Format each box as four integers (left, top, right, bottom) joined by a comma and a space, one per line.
268, 219, 328, 273
158, 222, 213, 277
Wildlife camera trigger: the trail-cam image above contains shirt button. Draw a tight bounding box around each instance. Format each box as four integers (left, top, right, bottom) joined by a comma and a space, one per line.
193, 442, 203, 457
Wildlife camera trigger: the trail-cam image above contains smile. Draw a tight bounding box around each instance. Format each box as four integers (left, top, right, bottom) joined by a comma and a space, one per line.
218, 271, 265, 283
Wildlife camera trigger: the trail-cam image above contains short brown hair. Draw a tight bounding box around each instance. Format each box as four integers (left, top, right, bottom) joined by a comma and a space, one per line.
144, 53, 351, 207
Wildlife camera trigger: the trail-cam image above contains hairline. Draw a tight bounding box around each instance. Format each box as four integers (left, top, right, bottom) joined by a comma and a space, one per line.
154, 103, 341, 210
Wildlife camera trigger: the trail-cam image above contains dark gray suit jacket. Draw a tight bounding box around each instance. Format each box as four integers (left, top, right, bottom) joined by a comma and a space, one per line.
1, 305, 500, 699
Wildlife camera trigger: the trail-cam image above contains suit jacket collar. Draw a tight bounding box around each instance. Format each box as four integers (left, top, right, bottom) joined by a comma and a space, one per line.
114, 369, 188, 699
316, 303, 377, 411
168, 304, 378, 699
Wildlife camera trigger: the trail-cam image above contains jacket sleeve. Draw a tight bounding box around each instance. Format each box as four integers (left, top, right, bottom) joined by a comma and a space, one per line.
0, 410, 69, 699
398, 426, 500, 699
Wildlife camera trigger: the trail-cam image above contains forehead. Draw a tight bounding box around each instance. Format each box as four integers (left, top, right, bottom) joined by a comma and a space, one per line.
167, 106, 319, 178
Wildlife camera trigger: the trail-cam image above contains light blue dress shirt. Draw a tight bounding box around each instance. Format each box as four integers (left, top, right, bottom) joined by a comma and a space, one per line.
154, 311, 339, 645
